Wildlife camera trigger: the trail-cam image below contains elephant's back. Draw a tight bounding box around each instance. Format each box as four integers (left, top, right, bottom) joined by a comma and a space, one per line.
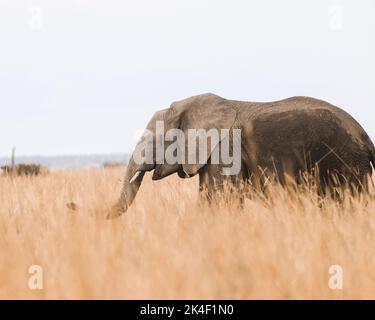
246, 96, 370, 147
240, 96, 373, 177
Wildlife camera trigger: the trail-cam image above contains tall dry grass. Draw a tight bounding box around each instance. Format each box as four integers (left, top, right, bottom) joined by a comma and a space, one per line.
0, 167, 375, 299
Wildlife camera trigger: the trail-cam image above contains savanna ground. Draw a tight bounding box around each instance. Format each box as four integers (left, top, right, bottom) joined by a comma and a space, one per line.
1, 167, 375, 299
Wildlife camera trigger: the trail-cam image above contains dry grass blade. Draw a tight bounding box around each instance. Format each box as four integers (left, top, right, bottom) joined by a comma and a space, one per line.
0, 167, 374, 299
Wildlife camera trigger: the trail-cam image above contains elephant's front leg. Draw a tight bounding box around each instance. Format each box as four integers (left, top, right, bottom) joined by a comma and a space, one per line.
198, 164, 222, 206
198, 163, 244, 207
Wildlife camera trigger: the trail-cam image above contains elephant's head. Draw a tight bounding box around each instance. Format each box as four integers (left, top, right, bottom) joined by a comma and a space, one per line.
109, 93, 239, 218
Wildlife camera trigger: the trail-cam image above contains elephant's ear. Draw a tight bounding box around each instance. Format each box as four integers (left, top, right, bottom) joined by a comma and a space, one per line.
173, 94, 238, 176
151, 108, 181, 180
152, 93, 238, 179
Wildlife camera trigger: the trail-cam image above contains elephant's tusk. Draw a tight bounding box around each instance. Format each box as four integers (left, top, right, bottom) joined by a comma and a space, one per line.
183, 169, 190, 178
129, 171, 141, 184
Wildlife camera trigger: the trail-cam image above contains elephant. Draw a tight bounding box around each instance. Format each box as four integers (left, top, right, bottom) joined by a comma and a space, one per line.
110, 93, 375, 217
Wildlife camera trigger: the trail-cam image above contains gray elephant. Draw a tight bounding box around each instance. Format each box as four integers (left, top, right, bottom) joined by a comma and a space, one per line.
111, 93, 375, 217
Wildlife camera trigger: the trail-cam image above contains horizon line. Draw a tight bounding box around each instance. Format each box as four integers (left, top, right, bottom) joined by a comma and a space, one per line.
0, 152, 131, 159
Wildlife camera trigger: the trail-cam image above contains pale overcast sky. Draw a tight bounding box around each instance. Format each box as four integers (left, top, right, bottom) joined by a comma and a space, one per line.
0, 0, 374, 156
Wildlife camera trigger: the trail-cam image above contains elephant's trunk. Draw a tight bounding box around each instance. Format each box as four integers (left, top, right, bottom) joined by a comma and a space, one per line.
108, 157, 145, 218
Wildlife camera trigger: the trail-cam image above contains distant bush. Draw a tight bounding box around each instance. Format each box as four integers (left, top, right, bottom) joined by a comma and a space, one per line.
102, 162, 125, 168
1, 164, 49, 176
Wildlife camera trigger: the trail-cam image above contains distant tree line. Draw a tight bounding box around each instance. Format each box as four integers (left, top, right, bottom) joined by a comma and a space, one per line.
0, 147, 49, 177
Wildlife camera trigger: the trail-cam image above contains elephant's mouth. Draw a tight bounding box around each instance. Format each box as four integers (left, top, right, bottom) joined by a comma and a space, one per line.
129, 164, 189, 185
177, 167, 190, 179
130, 166, 190, 183
129, 163, 155, 184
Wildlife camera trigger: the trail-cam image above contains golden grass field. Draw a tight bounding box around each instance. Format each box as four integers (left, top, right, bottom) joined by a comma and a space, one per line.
1, 167, 375, 299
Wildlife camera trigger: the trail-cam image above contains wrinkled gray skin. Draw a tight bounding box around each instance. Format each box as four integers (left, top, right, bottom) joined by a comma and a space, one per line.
110, 93, 375, 217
